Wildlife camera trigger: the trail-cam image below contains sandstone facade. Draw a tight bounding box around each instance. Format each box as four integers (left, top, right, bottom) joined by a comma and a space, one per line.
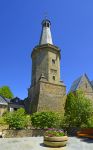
27, 80, 66, 114
31, 44, 61, 86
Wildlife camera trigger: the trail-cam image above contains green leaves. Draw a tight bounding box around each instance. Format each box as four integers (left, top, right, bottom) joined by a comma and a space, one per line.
0, 116, 7, 125
31, 112, 61, 129
64, 90, 93, 128
0, 86, 14, 99
4, 108, 31, 129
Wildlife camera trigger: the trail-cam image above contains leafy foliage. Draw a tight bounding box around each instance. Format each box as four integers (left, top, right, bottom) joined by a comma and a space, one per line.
64, 90, 93, 128
31, 112, 61, 129
4, 108, 31, 129
0, 116, 7, 125
83, 116, 93, 128
45, 128, 65, 137
0, 86, 14, 99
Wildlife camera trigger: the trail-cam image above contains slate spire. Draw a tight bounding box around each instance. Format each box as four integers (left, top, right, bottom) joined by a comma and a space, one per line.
39, 19, 53, 45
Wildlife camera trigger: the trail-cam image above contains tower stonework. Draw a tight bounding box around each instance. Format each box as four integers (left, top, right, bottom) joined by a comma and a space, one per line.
27, 19, 66, 114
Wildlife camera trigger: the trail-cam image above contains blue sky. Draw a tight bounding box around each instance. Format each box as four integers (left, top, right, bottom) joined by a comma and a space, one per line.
0, 0, 93, 99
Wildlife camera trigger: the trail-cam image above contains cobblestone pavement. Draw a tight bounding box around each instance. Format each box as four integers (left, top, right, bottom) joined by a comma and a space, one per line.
0, 137, 93, 150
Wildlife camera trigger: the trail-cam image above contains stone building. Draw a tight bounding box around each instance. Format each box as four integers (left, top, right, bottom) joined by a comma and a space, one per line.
9, 97, 25, 111
26, 19, 66, 114
0, 95, 10, 116
70, 73, 93, 100
0, 95, 25, 115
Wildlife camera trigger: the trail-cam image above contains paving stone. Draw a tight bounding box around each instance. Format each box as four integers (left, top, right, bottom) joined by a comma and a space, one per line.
0, 137, 93, 150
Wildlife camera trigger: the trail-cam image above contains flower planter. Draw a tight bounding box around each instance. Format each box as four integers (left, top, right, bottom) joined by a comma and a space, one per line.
44, 136, 68, 147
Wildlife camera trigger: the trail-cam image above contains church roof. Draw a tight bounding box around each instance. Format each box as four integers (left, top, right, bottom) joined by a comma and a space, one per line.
10, 97, 24, 105
69, 74, 93, 92
0, 95, 8, 105
91, 80, 93, 86
39, 19, 53, 45
69, 76, 82, 92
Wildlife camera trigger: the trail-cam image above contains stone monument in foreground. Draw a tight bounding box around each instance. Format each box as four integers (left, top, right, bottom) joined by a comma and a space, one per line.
26, 19, 66, 114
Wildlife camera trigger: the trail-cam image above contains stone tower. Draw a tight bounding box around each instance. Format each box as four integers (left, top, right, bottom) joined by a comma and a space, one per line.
27, 19, 66, 114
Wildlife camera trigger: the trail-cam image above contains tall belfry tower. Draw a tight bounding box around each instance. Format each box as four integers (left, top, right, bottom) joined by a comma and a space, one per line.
27, 19, 66, 114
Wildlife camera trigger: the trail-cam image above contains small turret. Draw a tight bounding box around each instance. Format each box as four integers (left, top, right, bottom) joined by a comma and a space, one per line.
39, 19, 53, 45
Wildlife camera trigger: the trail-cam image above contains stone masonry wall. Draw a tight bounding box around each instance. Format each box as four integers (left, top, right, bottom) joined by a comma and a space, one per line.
31, 44, 61, 87
27, 80, 66, 114
38, 81, 66, 114
2, 129, 47, 138
31, 49, 48, 86
48, 50, 60, 84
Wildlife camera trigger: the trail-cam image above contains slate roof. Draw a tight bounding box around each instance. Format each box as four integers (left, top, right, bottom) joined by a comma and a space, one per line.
0, 95, 8, 105
85, 74, 93, 89
91, 81, 93, 86
10, 97, 24, 105
69, 76, 82, 92
5, 98, 10, 103
69, 74, 93, 92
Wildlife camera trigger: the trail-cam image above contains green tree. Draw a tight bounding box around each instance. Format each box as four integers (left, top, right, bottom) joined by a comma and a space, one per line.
0, 86, 14, 99
64, 90, 93, 128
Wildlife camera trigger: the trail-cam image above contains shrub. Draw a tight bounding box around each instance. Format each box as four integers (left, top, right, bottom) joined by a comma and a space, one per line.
64, 90, 93, 128
0, 116, 7, 125
31, 111, 61, 129
85, 116, 93, 128
4, 108, 31, 129
80, 116, 93, 128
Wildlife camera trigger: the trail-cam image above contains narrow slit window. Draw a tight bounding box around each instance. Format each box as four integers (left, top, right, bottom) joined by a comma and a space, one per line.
53, 76, 55, 80
52, 59, 55, 64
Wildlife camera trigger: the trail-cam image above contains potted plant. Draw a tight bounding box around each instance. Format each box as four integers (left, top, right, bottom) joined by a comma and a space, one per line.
44, 128, 68, 147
